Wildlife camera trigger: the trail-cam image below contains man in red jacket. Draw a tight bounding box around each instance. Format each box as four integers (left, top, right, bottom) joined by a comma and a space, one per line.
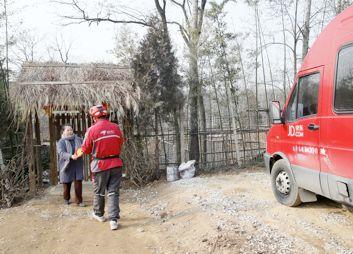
81, 105, 124, 230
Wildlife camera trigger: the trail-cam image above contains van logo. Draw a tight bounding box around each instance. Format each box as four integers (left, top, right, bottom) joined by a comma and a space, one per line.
288, 125, 304, 137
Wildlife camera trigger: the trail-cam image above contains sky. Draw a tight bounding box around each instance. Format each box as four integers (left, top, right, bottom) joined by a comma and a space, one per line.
6, 0, 336, 92
9, 0, 253, 64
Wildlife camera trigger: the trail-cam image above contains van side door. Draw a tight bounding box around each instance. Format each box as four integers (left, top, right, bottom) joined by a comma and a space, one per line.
320, 44, 353, 204
281, 69, 323, 195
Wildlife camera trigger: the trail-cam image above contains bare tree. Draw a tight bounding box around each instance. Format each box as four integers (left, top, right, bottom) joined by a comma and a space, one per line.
47, 35, 73, 64
302, 0, 312, 59
333, 0, 353, 14
59, 0, 208, 166
57, 0, 150, 27
13, 29, 39, 65
110, 25, 138, 66
167, 0, 207, 166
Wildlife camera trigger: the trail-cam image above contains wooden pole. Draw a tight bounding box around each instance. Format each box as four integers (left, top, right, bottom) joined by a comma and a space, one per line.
34, 109, 42, 187
49, 111, 58, 185
28, 111, 36, 193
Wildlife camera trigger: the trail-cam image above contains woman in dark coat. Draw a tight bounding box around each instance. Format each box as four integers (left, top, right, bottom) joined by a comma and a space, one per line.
57, 125, 85, 206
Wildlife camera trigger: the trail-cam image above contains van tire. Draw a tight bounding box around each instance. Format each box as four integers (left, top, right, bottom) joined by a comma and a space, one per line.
271, 159, 302, 207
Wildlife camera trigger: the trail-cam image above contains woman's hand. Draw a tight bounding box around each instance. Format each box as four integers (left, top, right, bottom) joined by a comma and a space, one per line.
71, 154, 78, 160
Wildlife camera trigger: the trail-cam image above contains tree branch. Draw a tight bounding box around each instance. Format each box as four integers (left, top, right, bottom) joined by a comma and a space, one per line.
198, 0, 207, 33
170, 0, 191, 30
167, 21, 191, 47
58, 0, 150, 27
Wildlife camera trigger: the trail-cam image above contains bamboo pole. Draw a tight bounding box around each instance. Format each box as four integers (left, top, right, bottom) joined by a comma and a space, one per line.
256, 8, 271, 128
234, 36, 254, 162
225, 80, 242, 167
208, 58, 228, 164
255, 4, 261, 159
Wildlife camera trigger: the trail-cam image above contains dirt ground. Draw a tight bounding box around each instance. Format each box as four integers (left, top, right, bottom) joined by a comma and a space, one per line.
1, 167, 353, 254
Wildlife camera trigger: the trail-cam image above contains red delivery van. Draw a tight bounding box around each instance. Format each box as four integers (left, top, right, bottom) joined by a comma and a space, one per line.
264, 5, 353, 208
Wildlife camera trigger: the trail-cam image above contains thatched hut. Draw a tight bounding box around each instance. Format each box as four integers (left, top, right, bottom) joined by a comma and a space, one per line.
10, 62, 140, 187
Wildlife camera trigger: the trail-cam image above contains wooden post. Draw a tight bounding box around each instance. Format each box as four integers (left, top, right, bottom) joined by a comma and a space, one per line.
81, 110, 89, 180
28, 112, 36, 193
49, 112, 58, 185
34, 110, 42, 187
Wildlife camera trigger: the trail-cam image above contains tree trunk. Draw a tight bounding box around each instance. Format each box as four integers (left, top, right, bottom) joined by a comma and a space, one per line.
280, 1, 287, 100
255, 4, 261, 158
225, 80, 242, 167
179, 108, 185, 163
154, 109, 160, 176
159, 116, 168, 165
320, 0, 328, 32
235, 36, 253, 161
188, 0, 203, 168
208, 58, 228, 163
188, 43, 200, 167
198, 81, 207, 169
302, 0, 312, 60
173, 108, 181, 165
0, 149, 4, 170
293, 0, 299, 80
256, 7, 270, 127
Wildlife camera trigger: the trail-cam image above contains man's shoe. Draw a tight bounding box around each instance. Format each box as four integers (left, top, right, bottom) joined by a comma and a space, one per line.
92, 212, 105, 222
78, 203, 86, 207
64, 200, 71, 205
110, 220, 118, 230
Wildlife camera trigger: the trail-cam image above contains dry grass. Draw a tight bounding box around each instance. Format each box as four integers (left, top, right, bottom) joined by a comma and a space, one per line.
10, 62, 140, 117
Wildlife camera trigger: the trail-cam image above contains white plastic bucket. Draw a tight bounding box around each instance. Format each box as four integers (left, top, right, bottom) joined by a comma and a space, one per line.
166, 166, 179, 182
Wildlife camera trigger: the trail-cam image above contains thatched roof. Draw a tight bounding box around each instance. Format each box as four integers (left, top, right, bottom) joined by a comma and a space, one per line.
10, 62, 140, 116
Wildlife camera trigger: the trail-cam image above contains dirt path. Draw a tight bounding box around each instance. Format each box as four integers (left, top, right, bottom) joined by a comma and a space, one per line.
1, 168, 353, 254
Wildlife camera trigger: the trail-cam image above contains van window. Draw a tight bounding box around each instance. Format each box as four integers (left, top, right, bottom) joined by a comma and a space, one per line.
335, 45, 353, 111
285, 85, 298, 122
285, 73, 320, 122
297, 73, 320, 118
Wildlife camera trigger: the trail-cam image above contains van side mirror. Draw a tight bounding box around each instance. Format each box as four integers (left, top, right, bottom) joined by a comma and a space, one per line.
270, 101, 283, 124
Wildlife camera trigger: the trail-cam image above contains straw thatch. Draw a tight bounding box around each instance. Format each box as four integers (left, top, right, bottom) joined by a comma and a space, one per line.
10, 62, 140, 116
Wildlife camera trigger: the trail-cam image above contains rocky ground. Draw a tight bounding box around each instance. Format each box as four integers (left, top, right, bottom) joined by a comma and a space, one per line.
1, 167, 353, 254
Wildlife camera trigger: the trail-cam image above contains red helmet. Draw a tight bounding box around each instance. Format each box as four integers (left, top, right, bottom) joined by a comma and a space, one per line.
89, 105, 108, 118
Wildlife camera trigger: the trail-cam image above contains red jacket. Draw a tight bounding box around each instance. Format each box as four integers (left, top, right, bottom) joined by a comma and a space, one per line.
81, 119, 124, 172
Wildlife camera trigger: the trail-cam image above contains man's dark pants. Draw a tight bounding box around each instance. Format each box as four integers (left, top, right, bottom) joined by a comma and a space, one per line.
92, 167, 122, 221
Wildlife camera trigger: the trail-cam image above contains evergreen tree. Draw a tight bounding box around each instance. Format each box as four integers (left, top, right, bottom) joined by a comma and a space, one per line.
132, 16, 184, 165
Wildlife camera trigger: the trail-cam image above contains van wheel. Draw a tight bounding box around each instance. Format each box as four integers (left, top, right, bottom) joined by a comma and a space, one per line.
271, 159, 301, 207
